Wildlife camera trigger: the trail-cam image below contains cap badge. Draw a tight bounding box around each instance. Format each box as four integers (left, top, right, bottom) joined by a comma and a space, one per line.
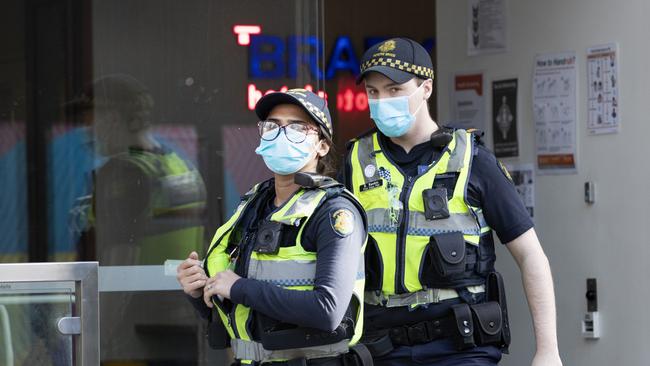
378, 40, 396, 53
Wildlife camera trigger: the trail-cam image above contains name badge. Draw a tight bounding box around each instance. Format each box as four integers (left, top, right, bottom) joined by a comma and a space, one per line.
359, 179, 383, 192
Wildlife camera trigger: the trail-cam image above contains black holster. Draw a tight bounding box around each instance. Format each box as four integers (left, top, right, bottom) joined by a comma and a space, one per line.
256, 313, 353, 350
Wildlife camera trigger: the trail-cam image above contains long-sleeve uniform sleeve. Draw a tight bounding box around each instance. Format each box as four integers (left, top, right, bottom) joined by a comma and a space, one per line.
229, 197, 366, 332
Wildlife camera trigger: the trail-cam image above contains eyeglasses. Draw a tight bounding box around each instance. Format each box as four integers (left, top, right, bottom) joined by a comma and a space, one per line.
257, 120, 320, 143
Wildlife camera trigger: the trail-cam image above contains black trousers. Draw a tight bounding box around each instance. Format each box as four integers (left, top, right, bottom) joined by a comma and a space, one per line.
374, 339, 501, 366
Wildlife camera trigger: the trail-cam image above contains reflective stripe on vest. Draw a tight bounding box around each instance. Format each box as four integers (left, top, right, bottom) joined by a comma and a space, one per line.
364, 285, 486, 307
365, 208, 485, 240
231, 338, 350, 364
204, 181, 365, 362
350, 129, 491, 301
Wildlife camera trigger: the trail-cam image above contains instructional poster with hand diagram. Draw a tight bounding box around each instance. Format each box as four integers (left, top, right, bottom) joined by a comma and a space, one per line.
467, 0, 507, 56
532, 52, 577, 174
492, 78, 518, 158
587, 43, 620, 135
451, 73, 485, 131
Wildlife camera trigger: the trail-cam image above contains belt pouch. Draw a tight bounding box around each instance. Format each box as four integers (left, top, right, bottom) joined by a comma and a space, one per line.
429, 232, 466, 278
470, 301, 503, 347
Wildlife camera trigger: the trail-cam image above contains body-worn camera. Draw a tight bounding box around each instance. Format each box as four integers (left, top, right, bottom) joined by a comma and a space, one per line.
254, 221, 283, 254
422, 187, 450, 220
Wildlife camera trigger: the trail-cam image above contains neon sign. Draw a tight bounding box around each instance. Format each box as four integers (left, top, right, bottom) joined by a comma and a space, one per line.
233, 25, 262, 46
234, 25, 434, 113
247, 83, 327, 111
248, 35, 434, 80
233, 26, 434, 80
336, 88, 368, 113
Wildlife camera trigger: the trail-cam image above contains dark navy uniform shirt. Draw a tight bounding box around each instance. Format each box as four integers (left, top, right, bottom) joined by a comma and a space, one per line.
189, 183, 367, 332
340, 129, 534, 331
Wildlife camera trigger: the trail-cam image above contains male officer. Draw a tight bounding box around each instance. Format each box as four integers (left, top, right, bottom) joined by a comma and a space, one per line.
340, 38, 562, 366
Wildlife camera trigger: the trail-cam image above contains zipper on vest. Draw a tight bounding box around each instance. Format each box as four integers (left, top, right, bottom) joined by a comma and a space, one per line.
212, 292, 240, 338
204, 205, 254, 276
375, 134, 452, 294
233, 232, 254, 277
395, 175, 414, 294
229, 307, 240, 338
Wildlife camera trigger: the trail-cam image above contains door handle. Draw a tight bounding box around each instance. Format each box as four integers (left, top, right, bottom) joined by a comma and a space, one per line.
57, 316, 81, 335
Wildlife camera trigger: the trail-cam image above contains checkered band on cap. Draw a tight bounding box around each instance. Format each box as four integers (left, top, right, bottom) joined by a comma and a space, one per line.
297, 97, 328, 126
287, 89, 332, 136
360, 57, 435, 80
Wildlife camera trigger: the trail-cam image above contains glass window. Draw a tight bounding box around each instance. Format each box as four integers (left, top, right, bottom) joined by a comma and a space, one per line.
2, 0, 437, 363
1, 0, 325, 364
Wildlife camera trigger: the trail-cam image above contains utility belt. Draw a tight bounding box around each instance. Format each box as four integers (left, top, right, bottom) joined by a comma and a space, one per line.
207, 307, 366, 363
362, 272, 511, 355
206, 313, 353, 350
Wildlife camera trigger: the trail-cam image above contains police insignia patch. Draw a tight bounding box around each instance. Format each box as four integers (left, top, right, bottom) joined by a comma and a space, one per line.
330, 209, 355, 237
498, 161, 513, 182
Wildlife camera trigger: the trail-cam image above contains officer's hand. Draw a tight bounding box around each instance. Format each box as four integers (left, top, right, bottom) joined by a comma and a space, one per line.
176, 251, 207, 299
531, 351, 562, 366
203, 270, 241, 307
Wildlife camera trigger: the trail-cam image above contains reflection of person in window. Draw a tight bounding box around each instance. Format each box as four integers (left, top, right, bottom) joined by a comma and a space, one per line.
74, 74, 207, 265
71, 74, 207, 362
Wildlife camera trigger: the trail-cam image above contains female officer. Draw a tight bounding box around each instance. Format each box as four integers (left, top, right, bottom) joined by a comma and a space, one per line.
176, 89, 370, 366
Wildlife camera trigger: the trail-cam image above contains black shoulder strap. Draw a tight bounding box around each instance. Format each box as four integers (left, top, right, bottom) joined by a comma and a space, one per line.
294, 172, 342, 189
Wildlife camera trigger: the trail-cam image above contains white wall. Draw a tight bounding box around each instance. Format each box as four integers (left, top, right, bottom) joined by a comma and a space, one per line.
437, 1, 650, 365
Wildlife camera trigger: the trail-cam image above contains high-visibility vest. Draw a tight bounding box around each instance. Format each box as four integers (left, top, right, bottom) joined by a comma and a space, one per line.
204, 179, 366, 363
92, 148, 206, 264
347, 129, 494, 307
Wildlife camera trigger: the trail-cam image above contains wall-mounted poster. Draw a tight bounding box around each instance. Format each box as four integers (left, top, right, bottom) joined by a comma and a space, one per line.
467, 0, 507, 56
587, 43, 620, 135
451, 73, 485, 131
492, 78, 518, 158
532, 51, 577, 174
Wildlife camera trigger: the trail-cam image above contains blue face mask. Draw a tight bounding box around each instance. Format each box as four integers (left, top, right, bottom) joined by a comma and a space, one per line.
255, 127, 318, 175
368, 83, 426, 137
